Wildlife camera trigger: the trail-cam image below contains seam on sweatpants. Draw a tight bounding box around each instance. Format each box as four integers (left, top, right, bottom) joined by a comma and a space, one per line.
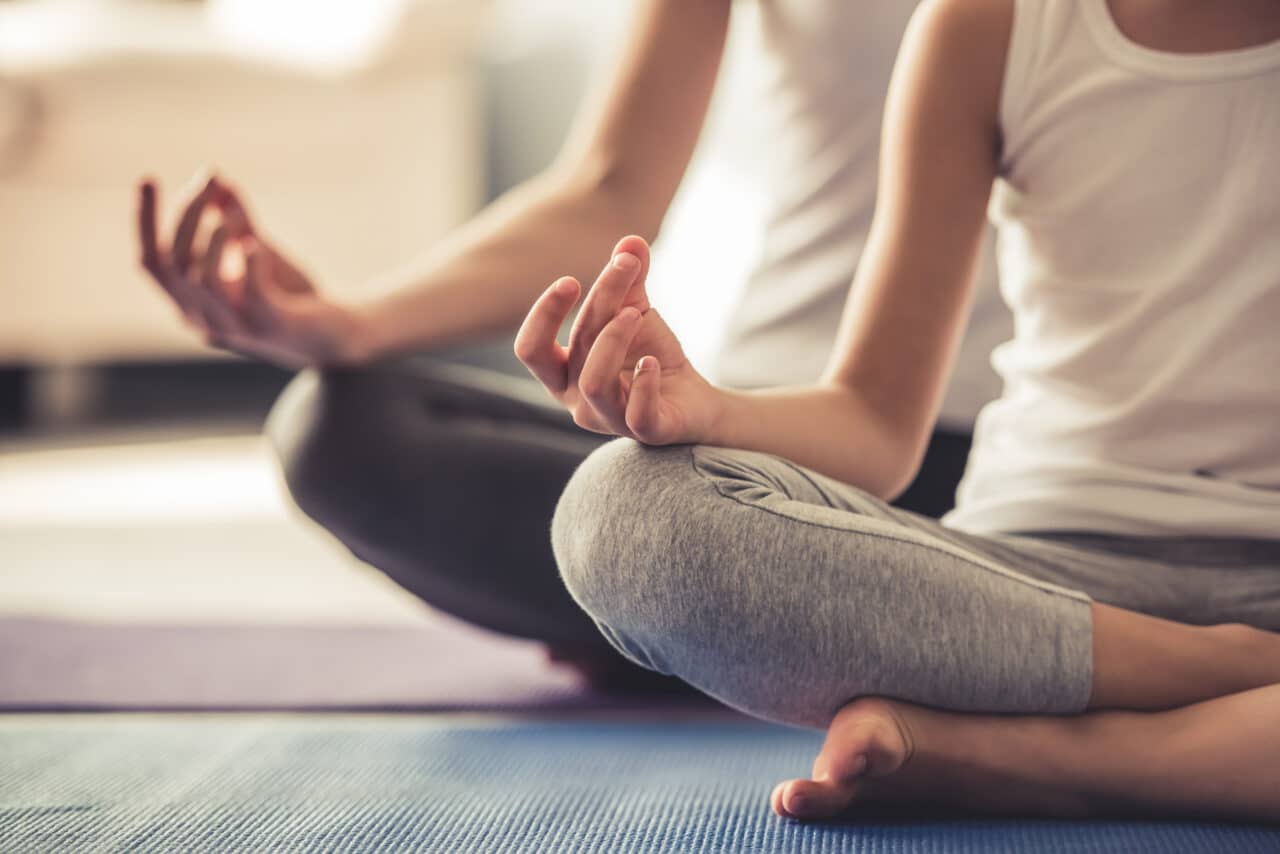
687, 446, 1093, 605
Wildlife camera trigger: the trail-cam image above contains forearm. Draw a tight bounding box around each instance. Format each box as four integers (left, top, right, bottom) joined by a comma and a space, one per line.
697, 0, 1006, 497
345, 167, 651, 362
707, 384, 919, 500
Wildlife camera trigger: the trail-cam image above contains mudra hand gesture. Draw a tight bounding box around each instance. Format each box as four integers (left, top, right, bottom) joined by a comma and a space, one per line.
514, 235, 724, 446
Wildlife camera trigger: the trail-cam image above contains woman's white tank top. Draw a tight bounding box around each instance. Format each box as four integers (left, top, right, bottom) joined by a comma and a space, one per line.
944, 0, 1280, 536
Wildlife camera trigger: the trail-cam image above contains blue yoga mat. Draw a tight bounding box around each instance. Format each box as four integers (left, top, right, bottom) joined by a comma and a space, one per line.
2, 716, 1275, 853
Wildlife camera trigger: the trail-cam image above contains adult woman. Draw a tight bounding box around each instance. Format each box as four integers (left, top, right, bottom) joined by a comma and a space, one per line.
137, 2, 1004, 685
517, 0, 1280, 822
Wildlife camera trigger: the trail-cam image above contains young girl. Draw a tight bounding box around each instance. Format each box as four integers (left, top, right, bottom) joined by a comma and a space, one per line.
514, 0, 1280, 822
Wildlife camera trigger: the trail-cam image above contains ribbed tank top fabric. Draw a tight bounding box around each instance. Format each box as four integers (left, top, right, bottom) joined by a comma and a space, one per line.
944, 0, 1280, 536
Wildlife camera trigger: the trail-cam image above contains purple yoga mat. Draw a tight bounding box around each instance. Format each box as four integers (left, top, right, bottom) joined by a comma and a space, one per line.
0, 615, 708, 712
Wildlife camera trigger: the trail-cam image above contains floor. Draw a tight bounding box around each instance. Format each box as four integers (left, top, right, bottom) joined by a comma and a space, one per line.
0, 415, 429, 629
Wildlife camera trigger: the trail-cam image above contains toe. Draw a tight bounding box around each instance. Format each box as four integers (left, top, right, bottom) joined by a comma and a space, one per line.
770, 782, 789, 817
778, 778, 857, 820
777, 699, 917, 822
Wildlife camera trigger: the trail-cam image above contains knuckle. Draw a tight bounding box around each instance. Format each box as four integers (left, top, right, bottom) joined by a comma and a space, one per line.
626, 412, 653, 440
512, 338, 536, 365
577, 374, 606, 401
596, 322, 622, 344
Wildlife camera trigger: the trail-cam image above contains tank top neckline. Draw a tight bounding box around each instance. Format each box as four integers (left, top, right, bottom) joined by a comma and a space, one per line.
1082, 0, 1280, 81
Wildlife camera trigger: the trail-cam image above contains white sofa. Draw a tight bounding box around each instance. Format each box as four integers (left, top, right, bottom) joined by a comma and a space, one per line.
0, 0, 487, 366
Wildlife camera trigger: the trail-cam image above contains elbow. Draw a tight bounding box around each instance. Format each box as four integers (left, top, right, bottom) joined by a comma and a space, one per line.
826, 382, 932, 502
877, 453, 925, 505
875, 423, 941, 503
860, 442, 922, 504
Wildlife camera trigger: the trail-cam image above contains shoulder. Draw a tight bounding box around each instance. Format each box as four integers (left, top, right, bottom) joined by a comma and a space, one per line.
908, 0, 1015, 48
896, 0, 1016, 124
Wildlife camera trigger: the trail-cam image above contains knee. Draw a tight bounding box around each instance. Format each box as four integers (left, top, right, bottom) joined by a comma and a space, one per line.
265, 367, 399, 535
551, 439, 706, 669
553, 441, 882, 727
551, 439, 668, 614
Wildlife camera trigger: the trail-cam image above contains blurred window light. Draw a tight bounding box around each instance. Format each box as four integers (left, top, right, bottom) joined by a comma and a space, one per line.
0, 0, 414, 74
207, 0, 409, 74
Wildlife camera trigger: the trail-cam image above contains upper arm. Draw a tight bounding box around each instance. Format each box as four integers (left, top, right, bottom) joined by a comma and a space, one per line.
823, 0, 1012, 471
551, 0, 733, 239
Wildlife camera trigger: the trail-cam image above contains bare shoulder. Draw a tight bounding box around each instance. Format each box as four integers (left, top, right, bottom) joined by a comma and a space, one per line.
909, 0, 1015, 51
899, 0, 1016, 121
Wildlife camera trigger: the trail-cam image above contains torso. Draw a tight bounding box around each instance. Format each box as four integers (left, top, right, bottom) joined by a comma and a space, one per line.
944, 0, 1280, 537
713, 0, 1010, 431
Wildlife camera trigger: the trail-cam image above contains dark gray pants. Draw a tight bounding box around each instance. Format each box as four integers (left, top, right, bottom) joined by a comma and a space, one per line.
264, 357, 974, 658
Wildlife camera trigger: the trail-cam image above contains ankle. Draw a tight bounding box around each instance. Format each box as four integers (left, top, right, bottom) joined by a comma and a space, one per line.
904, 708, 1097, 815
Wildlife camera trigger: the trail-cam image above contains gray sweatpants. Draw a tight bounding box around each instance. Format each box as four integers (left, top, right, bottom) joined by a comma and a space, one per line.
552, 439, 1280, 729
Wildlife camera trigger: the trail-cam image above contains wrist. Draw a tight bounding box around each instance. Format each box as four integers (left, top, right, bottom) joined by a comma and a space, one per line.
332, 299, 386, 366
699, 384, 741, 448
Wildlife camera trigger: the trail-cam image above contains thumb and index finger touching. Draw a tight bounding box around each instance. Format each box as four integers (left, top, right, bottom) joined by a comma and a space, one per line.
566, 234, 653, 382
136, 172, 258, 261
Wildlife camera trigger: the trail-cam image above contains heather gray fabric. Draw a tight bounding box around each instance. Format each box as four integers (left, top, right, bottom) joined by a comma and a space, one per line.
552, 439, 1280, 729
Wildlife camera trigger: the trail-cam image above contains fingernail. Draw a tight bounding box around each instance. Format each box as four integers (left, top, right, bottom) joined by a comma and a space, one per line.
554, 279, 577, 295
788, 794, 807, 814
618, 306, 641, 323
612, 252, 639, 271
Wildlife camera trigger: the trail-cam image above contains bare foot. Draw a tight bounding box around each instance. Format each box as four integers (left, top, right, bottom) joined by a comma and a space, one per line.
775, 687, 1280, 823
770, 697, 918, 821
773, 696, 1100, 821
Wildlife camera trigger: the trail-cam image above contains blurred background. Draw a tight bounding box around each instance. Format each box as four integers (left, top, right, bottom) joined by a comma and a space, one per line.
0, 0, 772, 699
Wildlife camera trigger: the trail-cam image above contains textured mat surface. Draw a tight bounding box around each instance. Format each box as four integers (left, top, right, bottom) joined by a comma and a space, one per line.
2, 716, 1277, 853
0, 616, 664, 711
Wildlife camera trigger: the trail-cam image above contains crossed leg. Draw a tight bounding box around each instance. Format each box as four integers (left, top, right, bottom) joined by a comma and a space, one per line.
775, 608, 1280, 822
551, 439, 1280, 823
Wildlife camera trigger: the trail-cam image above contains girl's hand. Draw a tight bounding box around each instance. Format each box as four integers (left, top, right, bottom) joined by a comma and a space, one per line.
137, 173, 369, 368
514, 235, 724, 445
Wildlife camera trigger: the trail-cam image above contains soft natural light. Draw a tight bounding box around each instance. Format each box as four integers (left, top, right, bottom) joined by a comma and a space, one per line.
0, 436, 287, 526
649, 161, 765, 375
207, 0, 407, 73
0, 0, 409, 73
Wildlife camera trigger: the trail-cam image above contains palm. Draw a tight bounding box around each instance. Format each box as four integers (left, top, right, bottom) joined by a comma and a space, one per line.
256, 245, 314, 296
138, 176, 361, 369
224, 245, 354, 369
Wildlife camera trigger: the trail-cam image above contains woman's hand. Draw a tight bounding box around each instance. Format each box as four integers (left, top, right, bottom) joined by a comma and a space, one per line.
137, 174, 370, 368
514, 235, 725, 445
